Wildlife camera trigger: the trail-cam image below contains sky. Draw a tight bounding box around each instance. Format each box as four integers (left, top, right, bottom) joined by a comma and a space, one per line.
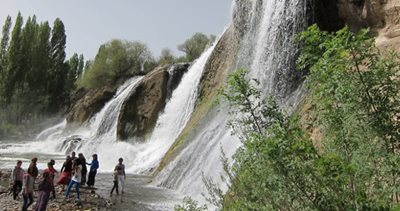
0, 0, 233, 60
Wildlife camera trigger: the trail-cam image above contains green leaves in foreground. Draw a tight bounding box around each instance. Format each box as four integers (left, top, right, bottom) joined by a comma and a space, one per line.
220, 25, 399, 210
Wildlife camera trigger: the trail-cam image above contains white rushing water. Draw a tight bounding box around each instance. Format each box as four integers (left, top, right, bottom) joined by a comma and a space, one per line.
153, 0, 310, 207
1, 0, 311, 209
0, 43, 216, 174
126, 44, 216, 173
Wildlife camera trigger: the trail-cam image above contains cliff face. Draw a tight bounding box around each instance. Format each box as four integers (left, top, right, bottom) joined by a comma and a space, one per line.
300, 0, 400, 146
66, 85, 116, 126
66, 63, 190, 141
316, 0, 400, 50
117, 63, 190, 141
375, 0, 400, 50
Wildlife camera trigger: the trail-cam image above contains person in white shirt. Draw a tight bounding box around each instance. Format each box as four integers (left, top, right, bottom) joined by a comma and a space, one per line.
114, 158, 126, 194
64, 159, 82, 203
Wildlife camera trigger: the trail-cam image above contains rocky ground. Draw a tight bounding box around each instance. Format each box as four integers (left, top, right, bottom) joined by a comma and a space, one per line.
0, 170, 113, 211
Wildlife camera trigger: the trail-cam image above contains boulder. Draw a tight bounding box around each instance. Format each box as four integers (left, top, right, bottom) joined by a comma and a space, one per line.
117, 64, 190, 141
66, 85, 116, 125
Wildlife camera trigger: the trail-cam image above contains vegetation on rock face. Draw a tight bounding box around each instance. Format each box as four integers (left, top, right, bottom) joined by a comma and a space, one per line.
77, 39, 156, 89
174, 197, 207, 211
0, 13, 84, 136
217, 25, 399, 210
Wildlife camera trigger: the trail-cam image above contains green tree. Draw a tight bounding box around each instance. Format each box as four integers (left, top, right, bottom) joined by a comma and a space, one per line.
3, 12, 23, 104
29, 21, 51, 95
65, 53, 84, 92
78, 54, 85, 77
77, 39, 154, 89
178, 32, 214, 62
221, 28, 400, 208
48, 18, 67, 109
297, 25, 400, 207
0, 16, 12, 75
20, 16, 38, 92
158, 48, 175, 65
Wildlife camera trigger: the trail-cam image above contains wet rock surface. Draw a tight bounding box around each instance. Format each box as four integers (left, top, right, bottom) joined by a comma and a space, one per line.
0, 170, 182, 211
0, 170, 111, 211
117, 64, 190, 141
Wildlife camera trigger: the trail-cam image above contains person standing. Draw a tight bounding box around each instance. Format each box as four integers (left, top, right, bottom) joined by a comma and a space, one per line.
114, 158, 126, 194
44, 161, 57, 199
57, 156, 72, 191
86, 154, 99, 188
30, 157, 39, 179
110, 169, 119, 196
64, 159, 82, 203
78, 153, 87, 186
71, 152, 76, 161
35, 169, 52, 211
11, 160, 24, 200
22, 164, 35, 211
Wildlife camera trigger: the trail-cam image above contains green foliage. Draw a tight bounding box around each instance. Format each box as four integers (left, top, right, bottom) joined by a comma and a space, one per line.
222, 69, 324, 210
158, 48, 175, 65
178, 32, 214, 62
0, 13, 82, 134
174, 197, 207, 211
220, 25, 400, 210
297, 25, 400, 207
0, 15, 12, 75
77, 39, 154, 89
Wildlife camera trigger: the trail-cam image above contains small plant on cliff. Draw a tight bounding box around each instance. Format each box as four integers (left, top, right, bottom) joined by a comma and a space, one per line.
174, 197, 207, 211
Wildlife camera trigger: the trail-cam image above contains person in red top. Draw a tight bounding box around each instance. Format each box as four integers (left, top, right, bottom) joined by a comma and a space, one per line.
57, 156, 72, 191
44, 161, 57, 199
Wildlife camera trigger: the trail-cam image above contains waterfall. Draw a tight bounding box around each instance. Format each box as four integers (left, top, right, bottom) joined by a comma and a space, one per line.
72, 76, 144, 170
126, 45, 216, 173
4, 0, 314, 209
24, 45, 216, 173
153, 0, 311, 206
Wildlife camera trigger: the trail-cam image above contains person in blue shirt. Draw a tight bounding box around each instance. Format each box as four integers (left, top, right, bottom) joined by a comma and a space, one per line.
86, 154, 99, 188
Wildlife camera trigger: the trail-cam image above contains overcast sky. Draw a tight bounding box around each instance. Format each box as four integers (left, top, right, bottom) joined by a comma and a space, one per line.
0, 0, 232, 60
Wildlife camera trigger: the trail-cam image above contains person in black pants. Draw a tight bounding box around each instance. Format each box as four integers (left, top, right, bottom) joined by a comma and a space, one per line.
86, 154, 99, 188
78, 153, 87, 186
110, 169, 119, 196
11, 160, 24, 200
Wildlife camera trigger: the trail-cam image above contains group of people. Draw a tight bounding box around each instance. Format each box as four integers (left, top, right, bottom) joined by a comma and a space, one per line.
10, 152, 126, 211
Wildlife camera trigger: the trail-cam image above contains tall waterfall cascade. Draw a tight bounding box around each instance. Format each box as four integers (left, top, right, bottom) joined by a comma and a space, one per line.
6, 0, 315, 209
153, 0, 311, 205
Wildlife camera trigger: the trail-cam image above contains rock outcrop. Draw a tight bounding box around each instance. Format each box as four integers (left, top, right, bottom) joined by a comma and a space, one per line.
117, 63, 190, 141
66, 86, 116, 125
375, 0, 400, 51
316, 0, 400, 51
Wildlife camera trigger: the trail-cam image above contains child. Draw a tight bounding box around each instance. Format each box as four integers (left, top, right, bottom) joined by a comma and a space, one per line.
11, 160, 24, 200
110, 168, 119, 196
